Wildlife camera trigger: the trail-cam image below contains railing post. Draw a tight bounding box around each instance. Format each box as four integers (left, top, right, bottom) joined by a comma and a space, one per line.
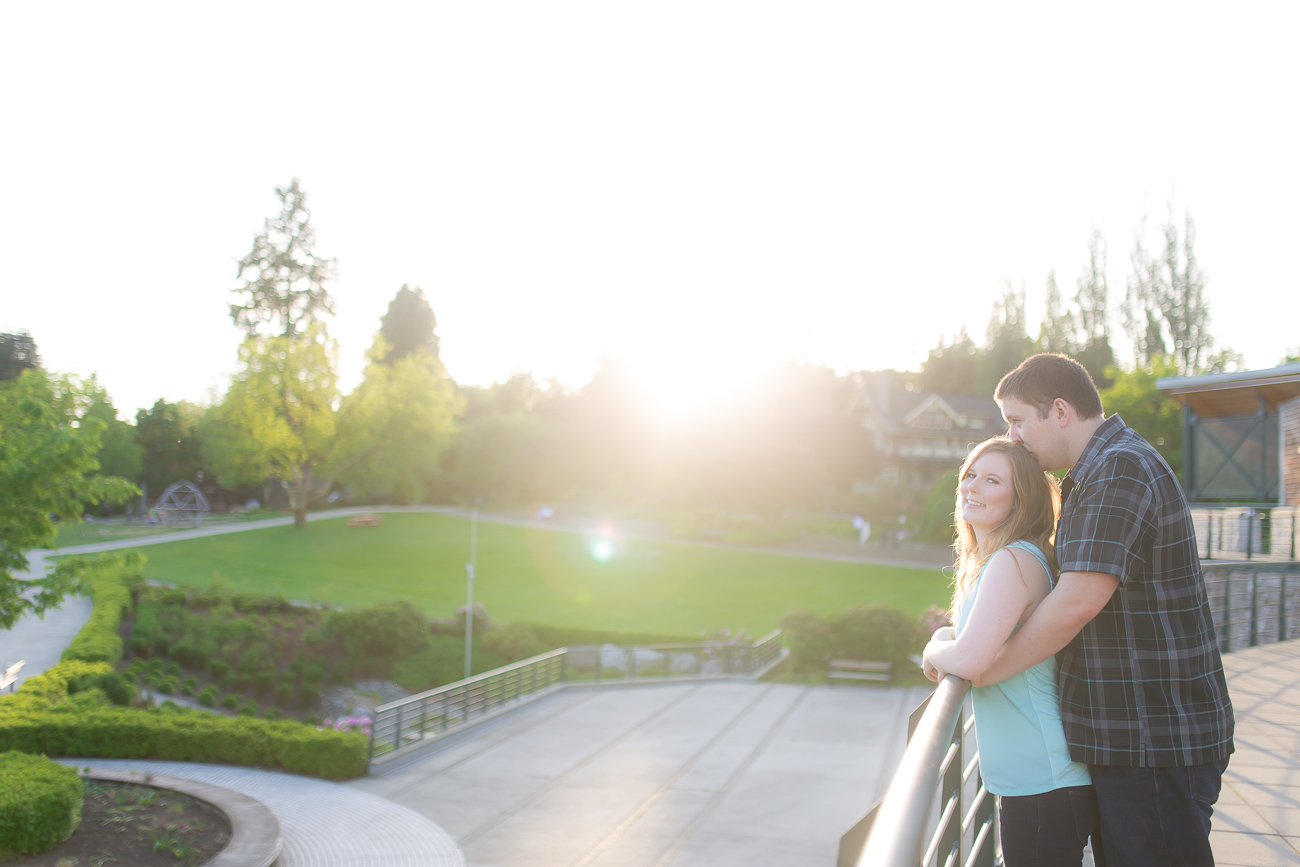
1250, 571, 1260, 647
1221, 573, 1232, 654
1279, 571, 1289, 642
395, 704, 405, 751
1291, 513, 1296, 561
1247, 511, 1255, 560
1206, 510, 1214, 560
938, 710, 963, 867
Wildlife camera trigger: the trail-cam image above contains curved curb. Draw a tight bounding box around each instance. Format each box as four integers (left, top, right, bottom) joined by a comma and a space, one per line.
82, 768, 281, 867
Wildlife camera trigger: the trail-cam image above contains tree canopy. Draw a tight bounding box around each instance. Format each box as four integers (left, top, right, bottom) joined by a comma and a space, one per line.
0, 331, 41, 382
229, 178, 336, 338
379, 285, 440, 364
0, 370, 138, 627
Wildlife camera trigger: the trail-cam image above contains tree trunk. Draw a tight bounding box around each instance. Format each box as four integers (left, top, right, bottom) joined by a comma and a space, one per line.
294, 506, 307, 529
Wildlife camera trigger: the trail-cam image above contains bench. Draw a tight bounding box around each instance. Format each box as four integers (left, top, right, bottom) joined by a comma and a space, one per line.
828, 658, 891, 684
347, 514, 383, 528
1, 660, 24, 692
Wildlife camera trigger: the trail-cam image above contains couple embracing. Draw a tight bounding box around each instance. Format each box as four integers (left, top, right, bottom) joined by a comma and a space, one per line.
922, 353, 1234, 867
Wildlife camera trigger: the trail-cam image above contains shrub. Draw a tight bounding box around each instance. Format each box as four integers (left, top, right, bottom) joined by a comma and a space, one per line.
156, 677, 178, 696
481, 622, 548, 662
221, 694, 241, 711
207, 659, 231, 682
274, 683, 295, 706
780, 605, 923, 674
322, 601, 430, 676
0, 684, 367, 779
238, 700, 259, 717
0, 751, 84, 858
59, 553, 142, 666
197, 687, 218, 708
253, 670, 276, 696
69, 672, 135, 708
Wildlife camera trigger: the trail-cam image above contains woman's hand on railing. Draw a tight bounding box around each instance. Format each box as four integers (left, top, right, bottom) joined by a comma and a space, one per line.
921, 638, 952, 683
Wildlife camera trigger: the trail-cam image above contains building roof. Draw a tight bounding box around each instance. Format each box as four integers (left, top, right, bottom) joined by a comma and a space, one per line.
1157, 362, 1300, 418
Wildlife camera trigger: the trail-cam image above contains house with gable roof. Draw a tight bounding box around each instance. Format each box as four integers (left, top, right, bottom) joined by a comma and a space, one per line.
852, 373, 1004, 500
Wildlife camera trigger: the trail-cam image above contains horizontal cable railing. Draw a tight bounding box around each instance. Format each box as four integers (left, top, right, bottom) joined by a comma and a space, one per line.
369, 631, 785, 761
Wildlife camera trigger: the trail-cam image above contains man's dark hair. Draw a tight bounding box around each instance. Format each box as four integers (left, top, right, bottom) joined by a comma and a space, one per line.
995, 353, 1104, 420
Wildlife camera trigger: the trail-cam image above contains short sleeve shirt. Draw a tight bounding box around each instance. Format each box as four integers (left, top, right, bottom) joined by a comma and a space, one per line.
1055, 414, 1234, 768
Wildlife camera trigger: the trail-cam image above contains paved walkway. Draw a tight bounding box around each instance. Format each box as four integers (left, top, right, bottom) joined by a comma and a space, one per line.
352, 681, 933, 867
1214, 639, 1300, 865
65, 759, 463, 867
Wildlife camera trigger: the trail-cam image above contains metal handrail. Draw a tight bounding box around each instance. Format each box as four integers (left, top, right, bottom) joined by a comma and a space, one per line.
853, 676, 976, 867
369, 631, 785, 761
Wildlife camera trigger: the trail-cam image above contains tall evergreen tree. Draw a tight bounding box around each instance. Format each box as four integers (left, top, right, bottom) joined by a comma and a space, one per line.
1037, 270, 1075, 355
985, 282, 1032, 389
229, 179, 336, 338
1123, 208, 1215, 375
1073, 230, 1116, 386
379, 284, 440, 364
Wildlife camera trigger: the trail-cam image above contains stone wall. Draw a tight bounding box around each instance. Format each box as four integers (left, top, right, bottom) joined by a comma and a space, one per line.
1284, 396, 1300, 506
1203, 562, 1300, 652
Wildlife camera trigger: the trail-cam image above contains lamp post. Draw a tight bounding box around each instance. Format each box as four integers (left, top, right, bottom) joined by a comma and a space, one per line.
464, 504, 478, 680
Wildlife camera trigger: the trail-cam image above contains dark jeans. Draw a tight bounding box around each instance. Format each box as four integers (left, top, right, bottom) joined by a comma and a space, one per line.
1088, 760, 1228, 867
999, 785, 1100, 867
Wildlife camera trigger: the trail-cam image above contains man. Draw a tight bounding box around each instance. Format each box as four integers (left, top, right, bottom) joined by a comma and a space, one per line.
982, 353, 1233, 866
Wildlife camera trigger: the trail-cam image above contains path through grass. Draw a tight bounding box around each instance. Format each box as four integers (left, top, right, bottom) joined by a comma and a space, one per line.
130, 513, 949, 636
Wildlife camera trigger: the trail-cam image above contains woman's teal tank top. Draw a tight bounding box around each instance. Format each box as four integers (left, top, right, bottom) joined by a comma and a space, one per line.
955, 540, 1091, 796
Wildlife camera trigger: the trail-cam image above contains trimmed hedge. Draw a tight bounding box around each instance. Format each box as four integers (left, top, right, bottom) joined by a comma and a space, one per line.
0, 662, 367, 779
59, 552, 142, 667
0, 751, 84, 858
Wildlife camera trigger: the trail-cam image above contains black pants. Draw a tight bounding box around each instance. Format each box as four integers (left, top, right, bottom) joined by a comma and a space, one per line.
1088, 761, 1227, 867
999, 785, 1100, 867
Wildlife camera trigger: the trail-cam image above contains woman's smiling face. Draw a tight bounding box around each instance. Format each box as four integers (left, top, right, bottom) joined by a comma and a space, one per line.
959, 450, 1015, 538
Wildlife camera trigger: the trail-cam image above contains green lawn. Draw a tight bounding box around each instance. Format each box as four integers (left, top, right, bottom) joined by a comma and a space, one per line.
124, 513, 950, 636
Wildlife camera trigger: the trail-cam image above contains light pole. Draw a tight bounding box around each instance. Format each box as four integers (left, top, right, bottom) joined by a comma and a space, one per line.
464, 504, 478, 680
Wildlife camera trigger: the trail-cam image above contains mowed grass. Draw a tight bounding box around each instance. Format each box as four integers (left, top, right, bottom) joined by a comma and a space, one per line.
129, 513, 951, 636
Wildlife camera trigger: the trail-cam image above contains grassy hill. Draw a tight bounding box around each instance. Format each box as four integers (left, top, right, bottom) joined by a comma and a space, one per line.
127, 512, 949, 636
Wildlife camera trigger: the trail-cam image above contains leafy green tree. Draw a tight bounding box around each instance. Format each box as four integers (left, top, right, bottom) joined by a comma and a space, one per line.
208, 325, 459, 526
0, 370, 138, 627
916, 328, 984, 395
336, 337, 462, 504
0, 331, 40, 382
229, 179, 336, 338
83, 382, 144, 498
378, 285, 440, 364
135, 400, 204, 496
1099, 359, 1184, 476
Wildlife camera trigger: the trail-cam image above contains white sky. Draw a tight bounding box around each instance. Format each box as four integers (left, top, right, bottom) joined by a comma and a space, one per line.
2, 3, 1298, 418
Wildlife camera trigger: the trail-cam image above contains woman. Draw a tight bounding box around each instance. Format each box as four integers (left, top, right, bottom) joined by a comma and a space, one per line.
922, 437, 1099, 867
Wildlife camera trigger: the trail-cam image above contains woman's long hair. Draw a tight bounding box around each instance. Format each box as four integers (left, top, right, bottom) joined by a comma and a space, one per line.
950, 437, 1060, 621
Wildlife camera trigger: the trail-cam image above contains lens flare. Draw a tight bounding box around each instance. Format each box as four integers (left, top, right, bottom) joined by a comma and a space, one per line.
589, 539, 616, 562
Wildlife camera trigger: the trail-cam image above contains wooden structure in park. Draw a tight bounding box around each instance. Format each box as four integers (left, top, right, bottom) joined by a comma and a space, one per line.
1158, 362, 1300, 505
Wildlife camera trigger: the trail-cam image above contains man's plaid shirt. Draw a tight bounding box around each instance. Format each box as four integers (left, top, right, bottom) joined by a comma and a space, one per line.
1055, 414, 1234, 768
